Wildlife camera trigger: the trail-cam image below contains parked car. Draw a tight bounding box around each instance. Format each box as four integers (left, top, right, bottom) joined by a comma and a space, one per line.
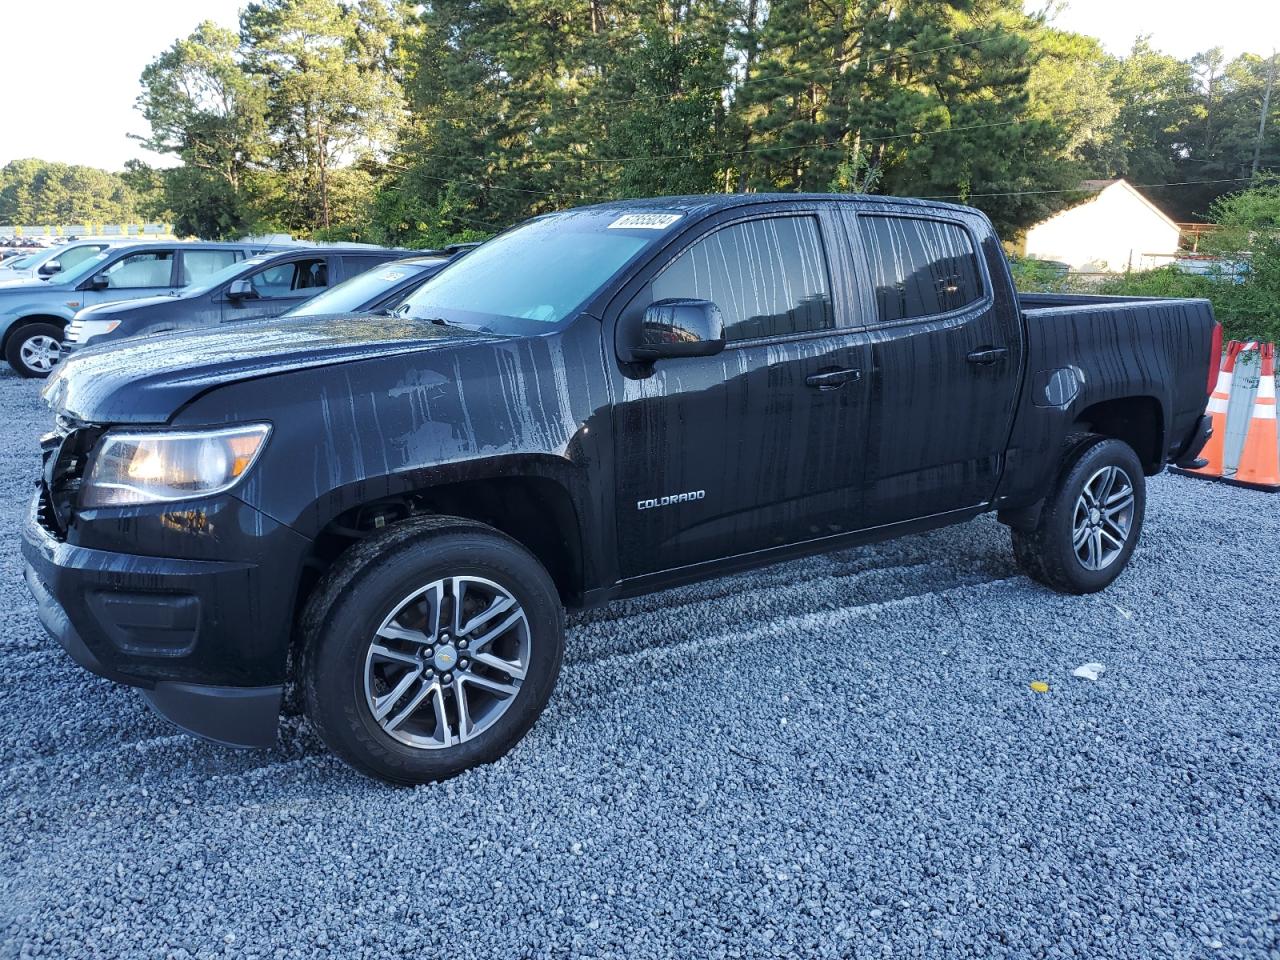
0, 237, 137, 283
62, 246, 413, 352
280, 250, 468, 320
26, 194, 1218, 784
0, 241, 280, 377
0, 253, 34, 271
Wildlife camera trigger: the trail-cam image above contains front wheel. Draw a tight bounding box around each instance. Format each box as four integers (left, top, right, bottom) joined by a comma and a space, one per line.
1011, 436, 1146, 594
6, 322, 64, 378
302, 516, 564, 785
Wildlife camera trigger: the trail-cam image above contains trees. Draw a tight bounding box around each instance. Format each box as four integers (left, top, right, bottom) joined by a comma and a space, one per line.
0, 159, 141, 225
241, 0, 406, 231
104, 1, 1280, 244
135, 21, 270, 237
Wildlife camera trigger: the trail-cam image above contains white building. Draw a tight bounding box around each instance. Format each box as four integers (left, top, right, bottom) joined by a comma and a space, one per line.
1023, 179, 1181, 272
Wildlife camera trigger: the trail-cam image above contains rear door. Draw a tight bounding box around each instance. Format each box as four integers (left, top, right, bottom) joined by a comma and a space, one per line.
609, 206, 872, 579
221, 255, 333, 322
841, 207, 1022, 523
78, 248, 179, 308
176, 247, 242, 287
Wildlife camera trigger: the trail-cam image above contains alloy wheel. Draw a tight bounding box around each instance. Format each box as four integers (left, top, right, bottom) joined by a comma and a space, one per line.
1072, 465, 1135, 571
363, 575, 530, 749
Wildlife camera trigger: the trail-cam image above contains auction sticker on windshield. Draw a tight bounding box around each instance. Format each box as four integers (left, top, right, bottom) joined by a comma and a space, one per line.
607, 213, 682, 230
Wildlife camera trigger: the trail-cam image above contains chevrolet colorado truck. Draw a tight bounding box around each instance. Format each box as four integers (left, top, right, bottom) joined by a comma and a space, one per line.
23, 194, 1218, 785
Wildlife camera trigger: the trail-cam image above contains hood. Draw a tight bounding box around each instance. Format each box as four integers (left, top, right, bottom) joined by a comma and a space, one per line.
44, 314, 504, 424
77, 295, 177, 318
0, 276, 54, 293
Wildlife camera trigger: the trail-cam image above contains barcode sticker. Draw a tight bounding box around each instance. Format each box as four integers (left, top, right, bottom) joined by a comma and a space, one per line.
607, 213, 683, 230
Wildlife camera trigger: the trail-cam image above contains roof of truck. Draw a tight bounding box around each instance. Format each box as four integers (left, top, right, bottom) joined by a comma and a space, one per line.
571, 192, 980, 219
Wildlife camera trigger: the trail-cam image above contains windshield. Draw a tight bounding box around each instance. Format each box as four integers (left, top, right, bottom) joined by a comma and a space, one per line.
397, 210, 674, 333
286, 260, 439, 317
1, 255, 35, 269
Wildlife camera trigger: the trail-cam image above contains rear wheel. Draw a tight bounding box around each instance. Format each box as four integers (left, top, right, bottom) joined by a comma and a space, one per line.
302, 516, 564, 785
6, 322, 64, 378
1011, 436, 1146, 594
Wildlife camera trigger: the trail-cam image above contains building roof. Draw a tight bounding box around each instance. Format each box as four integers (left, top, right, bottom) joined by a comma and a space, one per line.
1059, 179, 1180, 232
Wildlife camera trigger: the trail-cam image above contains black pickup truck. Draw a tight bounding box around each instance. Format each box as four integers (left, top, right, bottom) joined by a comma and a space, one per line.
24, 194, 1218, 784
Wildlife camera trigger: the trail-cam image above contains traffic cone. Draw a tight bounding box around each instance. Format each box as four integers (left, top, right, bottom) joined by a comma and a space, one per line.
1187, 340, 1246, 477
1233, 343, 1279, 490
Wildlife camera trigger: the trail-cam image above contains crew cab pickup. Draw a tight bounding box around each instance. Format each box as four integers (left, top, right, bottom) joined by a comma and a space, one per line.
23, 194, 1218, 784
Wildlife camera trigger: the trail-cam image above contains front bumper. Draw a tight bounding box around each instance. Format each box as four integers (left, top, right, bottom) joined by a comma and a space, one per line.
21, 490, 308, 748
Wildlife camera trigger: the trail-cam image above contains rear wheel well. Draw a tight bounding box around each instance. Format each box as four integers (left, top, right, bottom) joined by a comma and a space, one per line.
1073, 396, 1164, 474
2, 315, 67, 352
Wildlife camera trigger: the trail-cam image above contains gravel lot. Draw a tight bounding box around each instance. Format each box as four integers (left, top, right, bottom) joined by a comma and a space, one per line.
0, 370, 1277, 960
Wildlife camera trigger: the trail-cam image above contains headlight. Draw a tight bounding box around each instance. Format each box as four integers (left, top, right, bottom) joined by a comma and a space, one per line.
81, 423, 271, 508
71, 318, 121, 343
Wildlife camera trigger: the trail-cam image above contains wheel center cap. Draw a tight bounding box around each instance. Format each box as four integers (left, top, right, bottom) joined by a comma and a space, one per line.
1089, 508, 1101, 525
432, 643, 458, 672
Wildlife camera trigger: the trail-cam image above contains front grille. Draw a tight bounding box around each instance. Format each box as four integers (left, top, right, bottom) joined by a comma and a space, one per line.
35, 485, 59, 536
63, 320, 85, 345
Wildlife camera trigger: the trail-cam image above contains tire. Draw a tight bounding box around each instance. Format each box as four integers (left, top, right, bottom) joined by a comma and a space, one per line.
6, 322, 65, 378
1010, 435, 1146, 595
302, 515, 564, 785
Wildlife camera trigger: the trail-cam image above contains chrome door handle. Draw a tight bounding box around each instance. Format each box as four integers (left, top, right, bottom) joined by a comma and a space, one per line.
966, 347, 1008, 366
805, 368, 861, 390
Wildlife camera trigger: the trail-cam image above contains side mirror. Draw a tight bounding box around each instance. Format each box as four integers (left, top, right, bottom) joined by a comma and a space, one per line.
227, 278, 258, 300
631, 299, 726, 362
88, 273, 109, 291
38, 260, 61, 276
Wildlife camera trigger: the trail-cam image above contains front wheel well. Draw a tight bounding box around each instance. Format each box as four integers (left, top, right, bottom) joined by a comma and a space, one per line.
296, 476, 584, 622
1072, 396, 1164, 474
1, 315, 67, 352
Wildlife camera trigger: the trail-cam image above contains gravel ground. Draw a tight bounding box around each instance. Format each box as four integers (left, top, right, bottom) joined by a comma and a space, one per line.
0, 370, 1277, 960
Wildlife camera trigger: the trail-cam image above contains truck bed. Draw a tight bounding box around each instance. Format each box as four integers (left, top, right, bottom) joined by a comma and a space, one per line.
1017, 291, 1183, 311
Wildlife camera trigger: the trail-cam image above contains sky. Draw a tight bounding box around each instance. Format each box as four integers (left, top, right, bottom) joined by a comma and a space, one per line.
0, 0, 1277, 172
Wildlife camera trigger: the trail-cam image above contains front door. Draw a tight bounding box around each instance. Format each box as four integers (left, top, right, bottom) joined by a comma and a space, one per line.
843, 209, 1023, 524
610, 209, 871, 580
221, 256, 332, 322
79, 248, 179, 308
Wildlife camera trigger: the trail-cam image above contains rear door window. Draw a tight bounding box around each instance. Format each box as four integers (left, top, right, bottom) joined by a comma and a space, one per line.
649, 215, 833, 342
181, 249, 240, 285
342, 255, 391, 278
857, 216, 984, 323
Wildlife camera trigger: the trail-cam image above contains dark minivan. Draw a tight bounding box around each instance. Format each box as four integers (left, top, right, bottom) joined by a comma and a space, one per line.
62, 246, 413, 352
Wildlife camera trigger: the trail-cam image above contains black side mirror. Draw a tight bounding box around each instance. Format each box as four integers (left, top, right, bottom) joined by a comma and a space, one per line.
632, 298, 726, 362
227, 278, 258, 300
38, 260, 61, 276
88, 273, 109, 291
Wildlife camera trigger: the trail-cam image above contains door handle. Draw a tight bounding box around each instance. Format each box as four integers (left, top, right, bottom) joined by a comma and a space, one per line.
966, 347, 1009, 366
805, 367, 861, 390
